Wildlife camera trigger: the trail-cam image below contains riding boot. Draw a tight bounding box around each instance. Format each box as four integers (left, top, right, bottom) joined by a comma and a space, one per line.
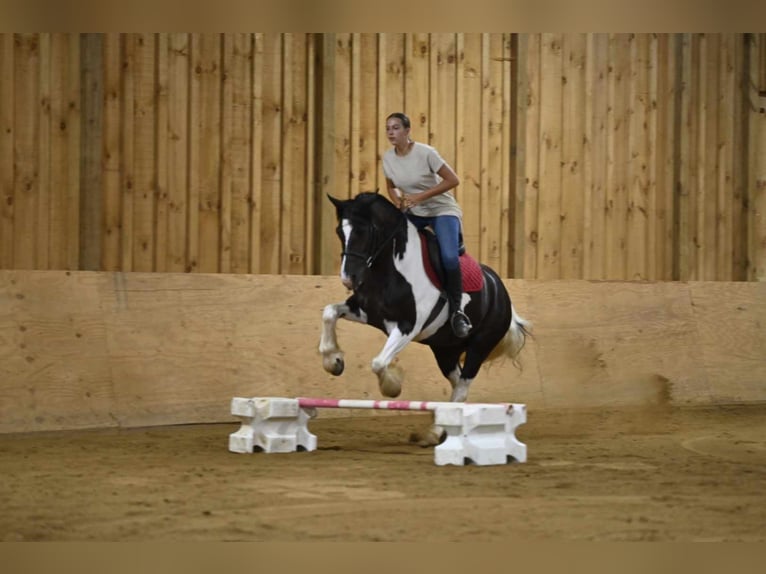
445, 267, 472, 338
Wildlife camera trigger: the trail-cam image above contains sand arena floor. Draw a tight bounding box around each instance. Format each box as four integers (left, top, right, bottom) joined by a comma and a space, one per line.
1, 403, 765, 541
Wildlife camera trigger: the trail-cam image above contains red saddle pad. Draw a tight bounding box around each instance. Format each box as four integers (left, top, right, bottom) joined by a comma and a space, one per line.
419, 234, 484, 293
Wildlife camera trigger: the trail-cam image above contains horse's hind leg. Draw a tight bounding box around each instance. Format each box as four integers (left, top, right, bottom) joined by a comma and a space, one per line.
409, 347, 463, 447
411, 345, 497, 446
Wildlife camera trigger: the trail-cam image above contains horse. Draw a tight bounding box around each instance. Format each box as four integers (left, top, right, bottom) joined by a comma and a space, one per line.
318, 191, 531, 445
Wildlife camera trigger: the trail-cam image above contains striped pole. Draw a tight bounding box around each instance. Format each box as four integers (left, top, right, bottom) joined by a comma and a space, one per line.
297, 397, 510, 412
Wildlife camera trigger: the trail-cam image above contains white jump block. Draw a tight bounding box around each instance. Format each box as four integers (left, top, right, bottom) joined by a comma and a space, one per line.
434, 403, 527, 466
228, 396, 526, 466
229, 397, 317, 454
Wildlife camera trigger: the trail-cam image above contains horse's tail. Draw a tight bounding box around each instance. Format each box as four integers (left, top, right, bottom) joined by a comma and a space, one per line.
486, 303, 532, 368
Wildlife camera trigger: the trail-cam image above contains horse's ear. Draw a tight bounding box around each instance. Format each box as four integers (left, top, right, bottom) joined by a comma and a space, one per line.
327, 194, 345, 216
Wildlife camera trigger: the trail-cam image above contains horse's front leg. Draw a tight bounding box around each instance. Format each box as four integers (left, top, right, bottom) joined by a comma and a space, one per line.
319, 299, 367, 376
371, 325, 416, 398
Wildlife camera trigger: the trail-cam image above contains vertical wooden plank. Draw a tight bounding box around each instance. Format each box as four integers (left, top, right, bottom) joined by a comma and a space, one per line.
348, 33, 360, 200
430, 34, 457, 171
304, 34, 316, 273
385, 33, 405, 121
358, 33, 378, 193
334, 33, 352, 204
260, 33, 282, 273
196, 33, 222, 273
250, 33, 263, 274
318, 33, 337, 275
483, 34, 504, 271
102, 33, 122, 271
219, 34, 234, 274
120, 34, 135, 272
294, 33, 309, 274
405, 33, 430, 165
478, 34, 491, 265
80, 33, 103, 272
376, 34, 387, 194
731, 35, 748, 280
671, 34, 684, 280
627, 33, 650, 280
37, 33, 51, 270
166, 33, 189, 273
282, 33, 309, 275
0, 34, 14, 268
696, 33, 711, 280
605, 34, 630, 279
228, 33, 253, 274
590, 34, 610, 279
154, 34, 169, 273
679, 33, 700, 280
131, 33, 156, 272
561, 33, 586, 279
652, 34, 678, 281
605, 33, 617, 279
186, 33, 201, 273
500, 34, 512, 276
14, 33, 40, 269
717, 34, 735, 280
62, 34, 81, 271
512, 33, 528, 277
455, 32, 466, 223
678, 34, 692, 280
646, 34, 660, 280
749, 33, 766, 280
522, 34, 541, 279
700, 33, 720, 280
584, 34, 604, 278
537, 33, 563, 279
461, 33, 482, 257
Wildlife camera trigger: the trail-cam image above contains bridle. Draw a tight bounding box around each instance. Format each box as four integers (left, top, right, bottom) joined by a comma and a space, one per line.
341, 217, 404, 269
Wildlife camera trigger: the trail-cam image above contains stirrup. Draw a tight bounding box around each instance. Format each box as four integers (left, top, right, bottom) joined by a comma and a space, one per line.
451, 310, 472, 338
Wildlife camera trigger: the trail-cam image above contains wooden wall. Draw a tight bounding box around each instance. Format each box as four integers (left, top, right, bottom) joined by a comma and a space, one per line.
2, 269, 765, 433
517, 33, 766, 281
1, 33, 765, 280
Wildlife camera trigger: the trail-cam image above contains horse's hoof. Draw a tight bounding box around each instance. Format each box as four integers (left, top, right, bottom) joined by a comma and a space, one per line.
330, 359, 344, 376
377, 364, 403, 397
409, 427, 445, 447
323, 354, 345, 376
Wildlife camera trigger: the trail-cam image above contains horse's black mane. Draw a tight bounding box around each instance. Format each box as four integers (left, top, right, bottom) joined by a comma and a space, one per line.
351, 191, 402, 220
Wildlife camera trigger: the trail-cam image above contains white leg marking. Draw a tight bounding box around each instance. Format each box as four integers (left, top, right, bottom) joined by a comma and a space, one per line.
422, 369, 470, 447
319, 303, 367, 375
450, 379, 472, 403
371, 325, 414, 374
370, 325, 418, 398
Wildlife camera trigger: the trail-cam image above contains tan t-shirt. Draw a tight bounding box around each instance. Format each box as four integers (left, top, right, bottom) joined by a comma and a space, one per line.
383, 142, 462, 220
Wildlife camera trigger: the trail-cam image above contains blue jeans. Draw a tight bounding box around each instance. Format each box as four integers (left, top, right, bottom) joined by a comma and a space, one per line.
406, 214, 462, 271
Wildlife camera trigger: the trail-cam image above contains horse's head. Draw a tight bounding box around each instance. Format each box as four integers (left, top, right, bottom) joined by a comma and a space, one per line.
328, 191, 406, 290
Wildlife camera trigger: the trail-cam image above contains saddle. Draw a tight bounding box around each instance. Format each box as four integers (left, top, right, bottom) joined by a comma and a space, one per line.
418, 228, 484, 293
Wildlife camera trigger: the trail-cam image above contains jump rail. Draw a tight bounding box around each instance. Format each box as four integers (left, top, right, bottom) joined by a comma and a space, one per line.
297, 397, 509, 411
229, 396, 527, 466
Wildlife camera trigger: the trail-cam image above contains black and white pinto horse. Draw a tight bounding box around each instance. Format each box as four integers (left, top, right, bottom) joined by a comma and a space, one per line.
319, 191, 530, 445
